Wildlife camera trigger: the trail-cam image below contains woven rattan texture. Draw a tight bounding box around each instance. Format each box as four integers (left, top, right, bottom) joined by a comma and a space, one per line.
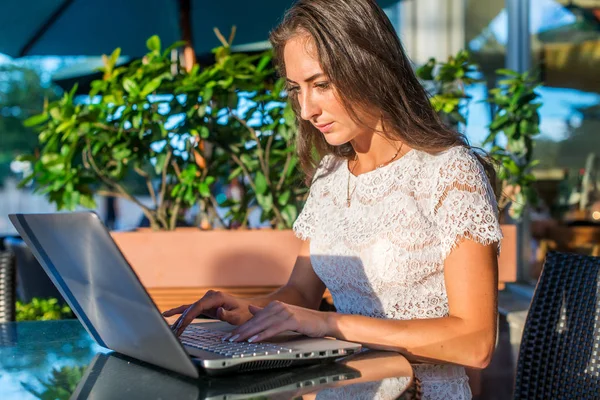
0, 251, 16, 323
514, 251, 600, 399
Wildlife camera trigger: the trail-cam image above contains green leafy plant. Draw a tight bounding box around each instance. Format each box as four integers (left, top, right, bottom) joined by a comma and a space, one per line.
210, 76, 306, 229
416, 50, 480, 127
485, 70, 541, 219
18, 35, 213, 230
417, 51, 541, 220
18, 33, 305, 230
22, 365, 86, 400
16, 297, 74, 321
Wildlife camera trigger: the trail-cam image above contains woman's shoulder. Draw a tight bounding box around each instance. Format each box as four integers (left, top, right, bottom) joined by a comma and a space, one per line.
414, 146, 485, 179
414, 145, 476, 164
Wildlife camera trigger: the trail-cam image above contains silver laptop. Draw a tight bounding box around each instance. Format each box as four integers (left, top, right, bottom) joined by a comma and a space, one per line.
9, 212, 361, 378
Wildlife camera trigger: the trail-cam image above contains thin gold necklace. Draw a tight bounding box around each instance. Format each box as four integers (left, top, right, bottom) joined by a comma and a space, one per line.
346, 142, 404, 208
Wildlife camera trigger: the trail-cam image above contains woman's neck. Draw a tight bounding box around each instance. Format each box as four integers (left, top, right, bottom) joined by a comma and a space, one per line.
349, 131, 410, 175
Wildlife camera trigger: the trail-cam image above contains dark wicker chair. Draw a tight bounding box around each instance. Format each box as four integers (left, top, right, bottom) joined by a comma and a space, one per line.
0, 251, 17, 323
514, 251, 600, 399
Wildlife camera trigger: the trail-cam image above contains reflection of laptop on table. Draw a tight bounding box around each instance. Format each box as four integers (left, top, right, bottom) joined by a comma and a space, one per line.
9, 212, 361, 378
71, 352, 362, 400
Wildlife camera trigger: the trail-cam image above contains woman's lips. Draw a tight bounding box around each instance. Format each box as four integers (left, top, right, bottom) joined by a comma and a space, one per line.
315, 122, 334, 133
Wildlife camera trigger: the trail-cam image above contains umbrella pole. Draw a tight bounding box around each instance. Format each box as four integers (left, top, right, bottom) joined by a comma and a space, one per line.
179, 0, 195, 72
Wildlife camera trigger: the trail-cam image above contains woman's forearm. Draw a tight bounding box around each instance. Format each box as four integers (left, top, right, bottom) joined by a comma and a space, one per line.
326, 312, 496, 369
249, 284, 316, 309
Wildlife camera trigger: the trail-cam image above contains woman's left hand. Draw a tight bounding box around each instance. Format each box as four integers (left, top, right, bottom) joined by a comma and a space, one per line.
222, 301, 332, 343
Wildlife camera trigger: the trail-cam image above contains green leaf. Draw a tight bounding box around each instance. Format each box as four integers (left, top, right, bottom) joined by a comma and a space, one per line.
416, 58, 436, 81
123, 78, 139, 95
286, 157, 299, 178
146, 35, 161, 52
55, 120, 74, 134
278, 190, 291, 206
256, 54, 272, 72
496, 68, 521, 77
112, 147, 132, 160
255, 172, 268, 195
228, 167, 243, 180
281, 204, 298, 228
199, 182, 211, 197
240, 154, 253, 166
489, 113, 510, 131
197, 104, 207, 118
49, 107, 62, 121
155, 153, 166, 174
283, 104, 295, 126
23, 113, 49, 127
141, 77, 163, 96
162, 40, 187, 58
109, 48, 121, 69
80, 194, 96, 209
132, 113, 142, 129
256, 193, 273, 212
199, 126, 210, 139
41, 153, 60, 165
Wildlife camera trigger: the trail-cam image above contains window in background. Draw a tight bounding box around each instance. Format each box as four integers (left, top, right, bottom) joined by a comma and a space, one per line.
531, 0, 600, 170
464, 0, 507, 147
528, 0, 600, 223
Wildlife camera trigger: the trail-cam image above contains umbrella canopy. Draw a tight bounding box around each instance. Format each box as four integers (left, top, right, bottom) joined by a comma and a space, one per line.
0, 0, 401, 58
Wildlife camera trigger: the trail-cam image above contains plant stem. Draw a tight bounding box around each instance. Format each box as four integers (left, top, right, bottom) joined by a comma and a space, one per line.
265, 133, 274, 169
208, 194, 229, 228
134, 166, 157, 207
169, 195, 183, 230
277, 152, 292, 192
83, 145, 158, 229
156, 150, 173, 229
232, 114, 272, 186
230, 153, 258, 193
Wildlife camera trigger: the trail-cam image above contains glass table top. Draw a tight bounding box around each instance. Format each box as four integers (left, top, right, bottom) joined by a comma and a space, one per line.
0, 319, 421, 400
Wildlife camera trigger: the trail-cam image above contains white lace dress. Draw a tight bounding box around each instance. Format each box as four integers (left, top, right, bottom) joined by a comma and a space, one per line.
293, 146, 503, 400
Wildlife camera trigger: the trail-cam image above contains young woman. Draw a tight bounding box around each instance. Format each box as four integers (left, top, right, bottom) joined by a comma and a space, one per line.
164, 0, 502, 397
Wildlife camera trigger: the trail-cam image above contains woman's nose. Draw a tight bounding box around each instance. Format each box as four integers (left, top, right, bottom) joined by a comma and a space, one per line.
299, 91, 321, 121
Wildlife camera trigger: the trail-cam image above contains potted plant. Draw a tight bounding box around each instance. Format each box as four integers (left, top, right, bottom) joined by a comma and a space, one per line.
417, 52, 542, 286
17, 33, 306, 311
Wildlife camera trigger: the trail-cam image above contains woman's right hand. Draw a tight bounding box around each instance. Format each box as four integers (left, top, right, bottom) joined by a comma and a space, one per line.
162, 290, 254, 336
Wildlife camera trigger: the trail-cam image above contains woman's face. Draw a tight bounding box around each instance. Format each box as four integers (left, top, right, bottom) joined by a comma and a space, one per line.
283, 35, 378, 146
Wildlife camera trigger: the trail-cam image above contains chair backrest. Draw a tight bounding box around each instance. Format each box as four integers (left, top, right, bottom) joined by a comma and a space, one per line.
0, 251, 16, 323
514, 251, 600, 399
4, 237, 64, 303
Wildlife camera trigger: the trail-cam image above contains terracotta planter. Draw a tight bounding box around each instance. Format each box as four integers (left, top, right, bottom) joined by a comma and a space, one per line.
111, 228, 302, 311
498, 224, 518, 286
111, 228, 302, 287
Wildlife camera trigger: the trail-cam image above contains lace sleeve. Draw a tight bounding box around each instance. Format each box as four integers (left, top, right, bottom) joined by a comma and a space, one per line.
432, 148, 503, 259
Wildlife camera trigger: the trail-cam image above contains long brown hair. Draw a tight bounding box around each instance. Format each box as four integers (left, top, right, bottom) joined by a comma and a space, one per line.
269, 0, 495, 189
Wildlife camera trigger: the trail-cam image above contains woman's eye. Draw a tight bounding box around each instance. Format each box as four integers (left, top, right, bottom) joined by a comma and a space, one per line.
315, 82, 330, 91
286, 86, 300, 94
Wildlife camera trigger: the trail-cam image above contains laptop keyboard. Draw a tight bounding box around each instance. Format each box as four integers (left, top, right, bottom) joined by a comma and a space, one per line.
180, 326, 294, 358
